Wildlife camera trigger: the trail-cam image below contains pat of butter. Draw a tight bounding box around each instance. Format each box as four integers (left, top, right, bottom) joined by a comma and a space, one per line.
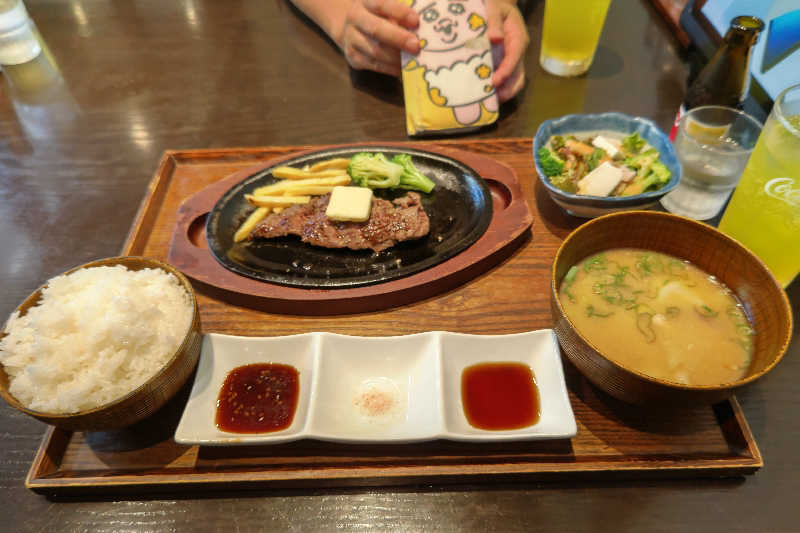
592, 135, 620, 158
325, 186, 373, 222
577, 162, 624, 197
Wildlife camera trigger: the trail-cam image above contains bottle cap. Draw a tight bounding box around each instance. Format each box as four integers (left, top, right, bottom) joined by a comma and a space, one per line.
0, 0, 29, 33
0, 1, 40, 65
730, 16, 764, 33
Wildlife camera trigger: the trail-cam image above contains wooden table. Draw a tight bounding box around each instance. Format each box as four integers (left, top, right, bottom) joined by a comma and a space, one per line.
1, 1, 797, 531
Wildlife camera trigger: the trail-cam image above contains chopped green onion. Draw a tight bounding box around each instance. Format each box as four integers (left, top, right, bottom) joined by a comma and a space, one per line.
587, 305, 614, 318
562, 266, 579, 303
583, 254, 607, 273
695, 304, 718, 318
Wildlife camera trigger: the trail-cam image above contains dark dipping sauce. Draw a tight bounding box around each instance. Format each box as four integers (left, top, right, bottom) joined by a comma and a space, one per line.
216, 363, 299, 434
461, 362, 540, 430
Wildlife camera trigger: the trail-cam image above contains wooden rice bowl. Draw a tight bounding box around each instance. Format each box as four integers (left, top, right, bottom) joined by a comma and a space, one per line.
551, 211, 793, 406
0, 256, 202, 430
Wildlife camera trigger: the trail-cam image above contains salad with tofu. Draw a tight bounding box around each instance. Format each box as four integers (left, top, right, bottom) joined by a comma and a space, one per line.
537, 132, 671, 197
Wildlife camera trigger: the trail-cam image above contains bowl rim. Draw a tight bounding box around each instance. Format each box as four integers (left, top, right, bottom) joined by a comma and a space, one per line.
533, 112, 681, 205
0, 256, 198, 420
551, 210, 793, 392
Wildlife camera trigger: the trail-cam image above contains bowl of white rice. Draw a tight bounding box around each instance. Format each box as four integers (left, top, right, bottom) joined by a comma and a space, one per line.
0, 256, 201, 430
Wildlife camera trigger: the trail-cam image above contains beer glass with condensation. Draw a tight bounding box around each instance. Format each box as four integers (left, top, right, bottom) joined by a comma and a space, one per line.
718, 83, 800, 287
539, 0, 611, 77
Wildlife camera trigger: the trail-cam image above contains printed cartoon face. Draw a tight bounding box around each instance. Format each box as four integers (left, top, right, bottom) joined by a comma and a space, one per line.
415, 0, 487, 52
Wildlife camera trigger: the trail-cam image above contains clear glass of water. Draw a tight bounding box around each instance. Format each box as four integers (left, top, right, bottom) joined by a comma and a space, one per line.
661, 106, 762, 220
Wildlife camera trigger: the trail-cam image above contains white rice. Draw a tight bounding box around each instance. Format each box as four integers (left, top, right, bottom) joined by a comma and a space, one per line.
0, 264, 193, 414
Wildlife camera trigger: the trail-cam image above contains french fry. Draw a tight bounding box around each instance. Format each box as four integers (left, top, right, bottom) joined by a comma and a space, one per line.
237, 159, 353, 243
278, 185, 339, 196
309, 158, 350, 172
252, 175, 350, 196
233, 207, 271, 243
278, 177, 351, 195
272, 167, 348, 180
245, 194, 311, 207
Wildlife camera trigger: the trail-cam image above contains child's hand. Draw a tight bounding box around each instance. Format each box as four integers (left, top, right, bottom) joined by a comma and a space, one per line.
337, 0, 420, 77
487, 0, 529, 102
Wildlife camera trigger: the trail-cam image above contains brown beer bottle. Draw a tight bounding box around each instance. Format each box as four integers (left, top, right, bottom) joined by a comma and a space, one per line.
670, 16, 764, 139
684, 16, 764, 110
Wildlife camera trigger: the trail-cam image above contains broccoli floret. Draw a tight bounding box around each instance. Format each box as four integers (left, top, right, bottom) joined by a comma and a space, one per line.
538, 147, 564, 177
347, 152, 403, 189
622, 159, 672, 196
621, 148, 670, 196
345, 152, 436, 193
649, 160, 671, 183
624, 148, 659, 178
622, 132, 646, 154
621, 174, 658, 196
391, 154, 436, 194
624, 147, 658, 163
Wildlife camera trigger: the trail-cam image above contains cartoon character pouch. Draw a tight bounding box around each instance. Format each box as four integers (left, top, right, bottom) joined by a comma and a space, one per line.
400, 0, 499, 136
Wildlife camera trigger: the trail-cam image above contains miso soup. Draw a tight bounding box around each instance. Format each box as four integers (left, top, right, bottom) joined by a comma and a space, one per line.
559, 249, 754, 386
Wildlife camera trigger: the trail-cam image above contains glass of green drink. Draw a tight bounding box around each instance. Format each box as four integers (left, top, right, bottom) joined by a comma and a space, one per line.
539, 0, 611, 77
718, 83, 800, 287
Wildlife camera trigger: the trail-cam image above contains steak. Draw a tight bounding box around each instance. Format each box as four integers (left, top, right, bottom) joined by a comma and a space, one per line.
249, 192, 430, 252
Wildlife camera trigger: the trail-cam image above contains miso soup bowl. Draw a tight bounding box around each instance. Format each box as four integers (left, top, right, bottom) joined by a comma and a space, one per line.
551, 211, 793, 406
0, 256, 202, 430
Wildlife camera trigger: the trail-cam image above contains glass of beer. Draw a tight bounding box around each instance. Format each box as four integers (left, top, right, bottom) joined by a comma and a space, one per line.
539, 0, 612, 77
718, 83, 800, 287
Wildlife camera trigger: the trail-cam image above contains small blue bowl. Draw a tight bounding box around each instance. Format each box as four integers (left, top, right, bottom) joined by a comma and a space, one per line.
532, 112, 681, 218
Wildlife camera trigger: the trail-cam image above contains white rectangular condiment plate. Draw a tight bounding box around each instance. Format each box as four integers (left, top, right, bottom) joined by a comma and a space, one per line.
174, 330, 576, 446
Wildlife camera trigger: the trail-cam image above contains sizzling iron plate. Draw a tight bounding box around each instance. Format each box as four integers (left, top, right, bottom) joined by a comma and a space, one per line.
206, 146, 492, 289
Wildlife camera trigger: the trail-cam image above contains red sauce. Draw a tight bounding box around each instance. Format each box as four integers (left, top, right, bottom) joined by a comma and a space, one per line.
461, 362, 540, 430
215, 363, 299, 433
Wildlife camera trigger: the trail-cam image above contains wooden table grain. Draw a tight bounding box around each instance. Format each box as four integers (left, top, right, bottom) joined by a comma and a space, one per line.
1, 1, 797, 531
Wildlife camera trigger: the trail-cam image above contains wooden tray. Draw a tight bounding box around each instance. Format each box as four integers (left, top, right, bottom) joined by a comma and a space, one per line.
168, 143, 533, 314
25, 139, 762, 495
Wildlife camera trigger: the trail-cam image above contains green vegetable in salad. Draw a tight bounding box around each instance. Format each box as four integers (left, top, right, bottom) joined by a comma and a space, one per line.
550, 135, 566, 151
623, 148, 659, 173
537, 147, 565, 177
586, 148, 605, 171
622, 132, 646, 154
621, 150, 671, 196
549, 172, 576, 193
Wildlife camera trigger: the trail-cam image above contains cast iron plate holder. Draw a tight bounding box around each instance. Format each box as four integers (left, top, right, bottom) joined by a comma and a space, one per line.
169, 142, 533, 314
